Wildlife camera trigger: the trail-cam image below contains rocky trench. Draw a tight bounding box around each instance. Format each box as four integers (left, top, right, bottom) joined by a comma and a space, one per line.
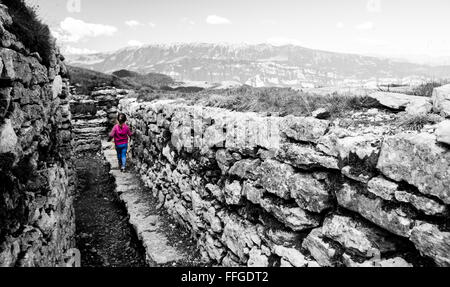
118, 98, 450, 267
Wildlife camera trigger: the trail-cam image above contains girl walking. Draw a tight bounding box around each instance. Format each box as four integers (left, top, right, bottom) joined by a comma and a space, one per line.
109, 113, 133, 172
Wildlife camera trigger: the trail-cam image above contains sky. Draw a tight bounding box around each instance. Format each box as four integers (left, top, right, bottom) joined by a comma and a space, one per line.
25, 0, 450, 64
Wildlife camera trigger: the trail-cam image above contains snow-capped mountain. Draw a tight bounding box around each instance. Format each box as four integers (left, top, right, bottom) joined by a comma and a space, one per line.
65, 43, 450, 88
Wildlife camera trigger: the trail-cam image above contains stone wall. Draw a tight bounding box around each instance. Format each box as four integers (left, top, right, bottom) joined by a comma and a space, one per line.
0, 4, 75, 266
70, 87, 132, 155
119, 97, 450, 267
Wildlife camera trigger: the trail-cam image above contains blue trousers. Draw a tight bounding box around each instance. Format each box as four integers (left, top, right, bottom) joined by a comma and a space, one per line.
115, 143, 128, 168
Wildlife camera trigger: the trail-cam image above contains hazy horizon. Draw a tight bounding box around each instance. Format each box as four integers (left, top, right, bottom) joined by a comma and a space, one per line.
25, 0, 450, 65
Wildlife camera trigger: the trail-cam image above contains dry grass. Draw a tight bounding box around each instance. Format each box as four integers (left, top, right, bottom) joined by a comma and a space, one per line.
397, 113, 443, 131
411, 81, 448, 97
138, 86, 380, 118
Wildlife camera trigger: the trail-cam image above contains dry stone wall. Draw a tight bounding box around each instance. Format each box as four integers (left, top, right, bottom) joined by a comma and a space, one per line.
0, 4, 75, 267
120, 97, 450, 267
70, 87, 132, 154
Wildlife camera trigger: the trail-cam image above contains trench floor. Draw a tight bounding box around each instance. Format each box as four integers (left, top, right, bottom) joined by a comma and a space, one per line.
74, 155, 148, 267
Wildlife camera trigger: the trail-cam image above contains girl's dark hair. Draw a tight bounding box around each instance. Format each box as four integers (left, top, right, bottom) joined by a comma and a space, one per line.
118, 113, 127, 124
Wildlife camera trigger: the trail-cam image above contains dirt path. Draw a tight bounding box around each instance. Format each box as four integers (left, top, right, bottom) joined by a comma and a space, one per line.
102, 141, 207, 267
74, 156, 148, 267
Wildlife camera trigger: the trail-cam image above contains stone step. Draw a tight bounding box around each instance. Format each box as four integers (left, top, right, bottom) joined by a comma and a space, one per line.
101, 141, 197, 266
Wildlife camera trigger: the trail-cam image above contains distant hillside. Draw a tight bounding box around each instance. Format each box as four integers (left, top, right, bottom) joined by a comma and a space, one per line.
67, 65, 136, 94
67, 66, 176, 94
112, 69, 175, 87
66, 43, 450, 89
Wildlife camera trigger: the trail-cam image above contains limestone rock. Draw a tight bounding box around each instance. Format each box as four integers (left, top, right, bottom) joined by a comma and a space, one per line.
410, 223, 450, 267
276, 143, 339, 170
432, 84, 450, 117
336, 183, 416, 237
259, 197, 321, 231
369, 92, 430, 111
367, 177, 398, 200
378, 257, 413, 267
224, 180, 243, 205
0, 119, 20, 164
302, 229, 340, 267
257, 160, 294, 199
435, 120, 450, 145
228, 159, 261, 180
273, 245, 310, 267
242, 181, 264, 205
312, 108, 330, 119
343, 254, 412, 267
405, 99, 432, 116
289, 173, 333, 213
377, 132, 450, 204
215, 149, 235, 174
264, 227, 301, 247
206, 184, 224, 202
221, 214, 261, 263
321, 215, 397, 256
281, 115, 329, 143
247, 247, 269, 267
394, 190, 447, 216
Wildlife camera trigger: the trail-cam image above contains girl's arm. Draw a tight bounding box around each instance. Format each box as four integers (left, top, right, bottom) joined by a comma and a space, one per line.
127, 126, 133, 137
109, 126, 116, 141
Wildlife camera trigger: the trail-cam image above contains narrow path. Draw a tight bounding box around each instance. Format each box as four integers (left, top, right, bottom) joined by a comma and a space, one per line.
102, 141, 207, 266
74, 155, 148, 267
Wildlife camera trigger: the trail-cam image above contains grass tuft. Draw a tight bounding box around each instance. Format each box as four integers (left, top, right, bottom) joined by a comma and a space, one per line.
2, 0, 54, 66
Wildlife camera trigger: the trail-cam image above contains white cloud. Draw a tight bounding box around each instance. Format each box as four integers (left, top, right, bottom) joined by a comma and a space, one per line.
261, 19, 277, 25
366, 0, 382, 13
336, 22, 345, 29
63, 46, 98, 55
181, 17, 195, 25
356, 21, 374, 30
52, 17, 117, 43
125, 20, 141, 27
127, 40, 144, 47
266, 37, 302, 46
206, 15, 231, 25
148, 22, 156, 28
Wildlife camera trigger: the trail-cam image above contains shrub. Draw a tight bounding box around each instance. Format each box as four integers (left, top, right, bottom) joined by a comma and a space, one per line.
397, 113, 442, 131
2, 0, 54, 66
411, 81, 448, 97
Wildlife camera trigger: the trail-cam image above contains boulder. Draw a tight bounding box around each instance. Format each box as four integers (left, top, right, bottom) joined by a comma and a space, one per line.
289, 173, 333, 213
320, 215, 397, 256
223, 180, 243, 205
247, 247, 269, 267
369, 92, 430, 111
410, 223, 450, 267
336, 183, 416, 237
435, 120, 450, 145
367, 177, 398, 200
312, 108, 330, 119
256, 160, 294, 199
276, 143, 339, 170
280, 115, 329, 143
377, 132, 450, 204
405, 99, 432, 116
259, 198, 321, 231
394, 190, 447, 216
228, 159, 261, 180
273, 245, 311, 267
0, 119, 19, 159
221, 214, 261, 263
302, 229, 340, 267
52, 75, 63, 99
432, 84, 450, 117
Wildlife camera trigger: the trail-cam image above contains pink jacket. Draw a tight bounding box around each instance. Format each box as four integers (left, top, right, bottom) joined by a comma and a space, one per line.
110, 124, 132, 146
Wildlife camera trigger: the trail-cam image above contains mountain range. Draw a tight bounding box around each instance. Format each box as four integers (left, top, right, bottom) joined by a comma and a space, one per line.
65, 43, 450, 89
